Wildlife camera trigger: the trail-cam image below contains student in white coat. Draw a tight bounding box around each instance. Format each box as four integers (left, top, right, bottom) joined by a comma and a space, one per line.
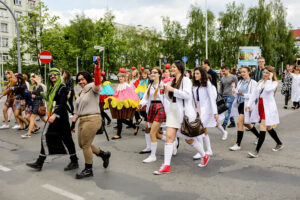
246, 66, 283, 158
229, 67, 260, 151
138, 67, 167, 163
153, 61, 210, 175
191, 67, 219, 160
291, 65, 300, 109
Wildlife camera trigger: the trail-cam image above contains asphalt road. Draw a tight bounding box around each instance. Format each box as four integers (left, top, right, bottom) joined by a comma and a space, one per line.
0, 84, 300, 200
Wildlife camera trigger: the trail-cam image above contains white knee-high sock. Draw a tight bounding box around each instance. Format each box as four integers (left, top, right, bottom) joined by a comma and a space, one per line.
217, 124, 226, 134
161, 131, 166, 141
150, 142, 157, 158
191, 140, 205, 157
164, 143, 173, 166
145, 134, 151, 150
204, 135, 212, 152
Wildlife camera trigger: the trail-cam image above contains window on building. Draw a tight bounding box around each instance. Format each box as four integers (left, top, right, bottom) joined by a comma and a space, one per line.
15, 11, 22, 19
0, 8, 8, 18
2, 53, 9, 61
0, 38, 8, 47
296, 36, 300, 40
14, 0, 22, 6
0, 23, 8, 33
28, 0, 35, 8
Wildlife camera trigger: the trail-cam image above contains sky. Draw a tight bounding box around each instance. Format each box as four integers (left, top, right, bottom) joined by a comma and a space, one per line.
43, 0, 300, 31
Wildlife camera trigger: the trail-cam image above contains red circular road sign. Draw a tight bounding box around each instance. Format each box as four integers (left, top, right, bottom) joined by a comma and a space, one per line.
39, 51, 52, 64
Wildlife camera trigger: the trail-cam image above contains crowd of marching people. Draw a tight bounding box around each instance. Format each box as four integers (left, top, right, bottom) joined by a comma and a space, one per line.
1, 56, 299, 179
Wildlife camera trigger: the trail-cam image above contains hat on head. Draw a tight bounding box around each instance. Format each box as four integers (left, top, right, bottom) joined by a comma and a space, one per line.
141, 67, 145, 71
165, 64, 171, 69
132, 66, 136, 70
101, 71, 105, 76
118, 68, 128, 77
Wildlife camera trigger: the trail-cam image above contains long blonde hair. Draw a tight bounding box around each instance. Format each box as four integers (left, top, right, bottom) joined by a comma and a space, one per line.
265, 66, 277, 81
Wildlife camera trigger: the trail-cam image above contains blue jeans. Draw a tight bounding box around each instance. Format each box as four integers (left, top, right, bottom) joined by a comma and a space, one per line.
222, 96, 235, 126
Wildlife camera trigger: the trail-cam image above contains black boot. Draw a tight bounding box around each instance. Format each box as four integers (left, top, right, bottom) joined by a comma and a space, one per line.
64, 155, 79, 171
98, 150, 111, 168
26, 156, 46, 171
76, 164, 93, 179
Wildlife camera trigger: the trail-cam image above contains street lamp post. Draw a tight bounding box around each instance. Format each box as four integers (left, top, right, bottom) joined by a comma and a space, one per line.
0, 0, 22, 74
205, 0, 208, 60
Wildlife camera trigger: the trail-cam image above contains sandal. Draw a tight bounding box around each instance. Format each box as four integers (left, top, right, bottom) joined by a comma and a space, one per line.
134, 126, 140, 136
111, 135, 122, 140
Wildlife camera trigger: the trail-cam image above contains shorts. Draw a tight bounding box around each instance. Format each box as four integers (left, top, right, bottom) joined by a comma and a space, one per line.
147, 102, 166, 123
5, 98, 14, 108
238, 102, 244, 115
258, 98, 265, 120
25, 105, 32, 115
14, 99, 26, 110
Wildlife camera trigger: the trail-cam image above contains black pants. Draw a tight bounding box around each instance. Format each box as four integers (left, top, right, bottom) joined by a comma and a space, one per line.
40, 132, 77, 159
101, 110, 111, 122
117, 119, 136, 136
67, 91, 74, 114
284, 92, 290, 106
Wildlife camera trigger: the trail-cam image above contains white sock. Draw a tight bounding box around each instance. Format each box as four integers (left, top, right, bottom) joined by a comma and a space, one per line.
217, 124, 226, 134
145, 134, 151, 150
161, 131, 166, 141
150, 142, 157, 158
204, 135, 212, 153
164, 143, 173, 166
191, 140, 205, 157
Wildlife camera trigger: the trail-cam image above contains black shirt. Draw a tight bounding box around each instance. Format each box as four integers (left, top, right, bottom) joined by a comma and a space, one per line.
207, 68, 218, 89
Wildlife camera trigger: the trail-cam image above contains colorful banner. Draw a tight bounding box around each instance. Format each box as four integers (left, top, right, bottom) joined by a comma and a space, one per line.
238, 46, 261, 66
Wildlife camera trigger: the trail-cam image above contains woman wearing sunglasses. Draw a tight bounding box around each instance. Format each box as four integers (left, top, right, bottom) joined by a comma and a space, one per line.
246, 66, 283, 158
26, 68, 79, 172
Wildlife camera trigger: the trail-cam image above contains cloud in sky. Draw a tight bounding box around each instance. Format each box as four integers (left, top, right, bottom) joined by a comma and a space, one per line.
44, 0, 300, 31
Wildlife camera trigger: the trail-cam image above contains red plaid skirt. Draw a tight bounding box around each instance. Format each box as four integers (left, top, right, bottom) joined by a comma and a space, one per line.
147, 102, 166, 123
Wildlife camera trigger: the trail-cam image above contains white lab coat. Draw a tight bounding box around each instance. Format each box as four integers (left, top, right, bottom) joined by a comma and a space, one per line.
291, 73, 300, 102
166, 77, 196, 124
193, 81, 218, 128
230, 79, 259, 124
139, 82, 166, 114
247, 80, 279, 126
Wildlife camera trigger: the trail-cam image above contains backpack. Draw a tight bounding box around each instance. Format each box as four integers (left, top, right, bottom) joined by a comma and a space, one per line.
24, 89, 33, 106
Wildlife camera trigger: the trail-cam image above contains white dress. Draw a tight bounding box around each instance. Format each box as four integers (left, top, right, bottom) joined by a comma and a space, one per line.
291, 74, 300, 102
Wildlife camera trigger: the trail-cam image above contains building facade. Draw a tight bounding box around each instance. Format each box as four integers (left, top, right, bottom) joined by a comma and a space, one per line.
0, 0, 37, 65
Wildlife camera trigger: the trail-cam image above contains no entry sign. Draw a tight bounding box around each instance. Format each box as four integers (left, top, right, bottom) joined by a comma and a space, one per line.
39, 51, 52, 64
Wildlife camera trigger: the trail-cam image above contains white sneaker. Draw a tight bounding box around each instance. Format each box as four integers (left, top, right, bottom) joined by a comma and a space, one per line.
0, 124, 10, 129
12, 125, 20, 129
21, 134, 31, 138
143, 156, 156, 163
253, 139, 258, 145
173, 138, 178, 155
222, 131, 228, 141
206, 150, 213, 156
229, 144, 241, 151
193, 153, 201, 160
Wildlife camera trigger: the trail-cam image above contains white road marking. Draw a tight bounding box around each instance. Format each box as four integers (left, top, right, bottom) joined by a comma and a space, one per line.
42, 184, 85, 200
0, 165, 11, 172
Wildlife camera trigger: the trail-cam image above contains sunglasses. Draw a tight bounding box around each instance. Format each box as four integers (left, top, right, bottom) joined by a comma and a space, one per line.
77, 78, 85, 82
49, 73, 58, 77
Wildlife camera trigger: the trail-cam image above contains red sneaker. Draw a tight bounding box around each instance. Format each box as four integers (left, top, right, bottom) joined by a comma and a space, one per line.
153, 165, 171, 175
198, 154, 210, 168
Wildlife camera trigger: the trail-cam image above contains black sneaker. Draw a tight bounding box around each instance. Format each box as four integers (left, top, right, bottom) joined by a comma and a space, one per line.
101, 152, 111, 169
75, 168, 93, 179
64, 162, 79, 171
272, 144, 284, 152
227, 123, 236, 128
222, 124, 227, 130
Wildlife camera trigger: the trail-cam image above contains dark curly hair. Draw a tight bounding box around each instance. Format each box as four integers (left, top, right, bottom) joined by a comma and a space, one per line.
192, 67, 208, 87
76, 71, 93, 83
